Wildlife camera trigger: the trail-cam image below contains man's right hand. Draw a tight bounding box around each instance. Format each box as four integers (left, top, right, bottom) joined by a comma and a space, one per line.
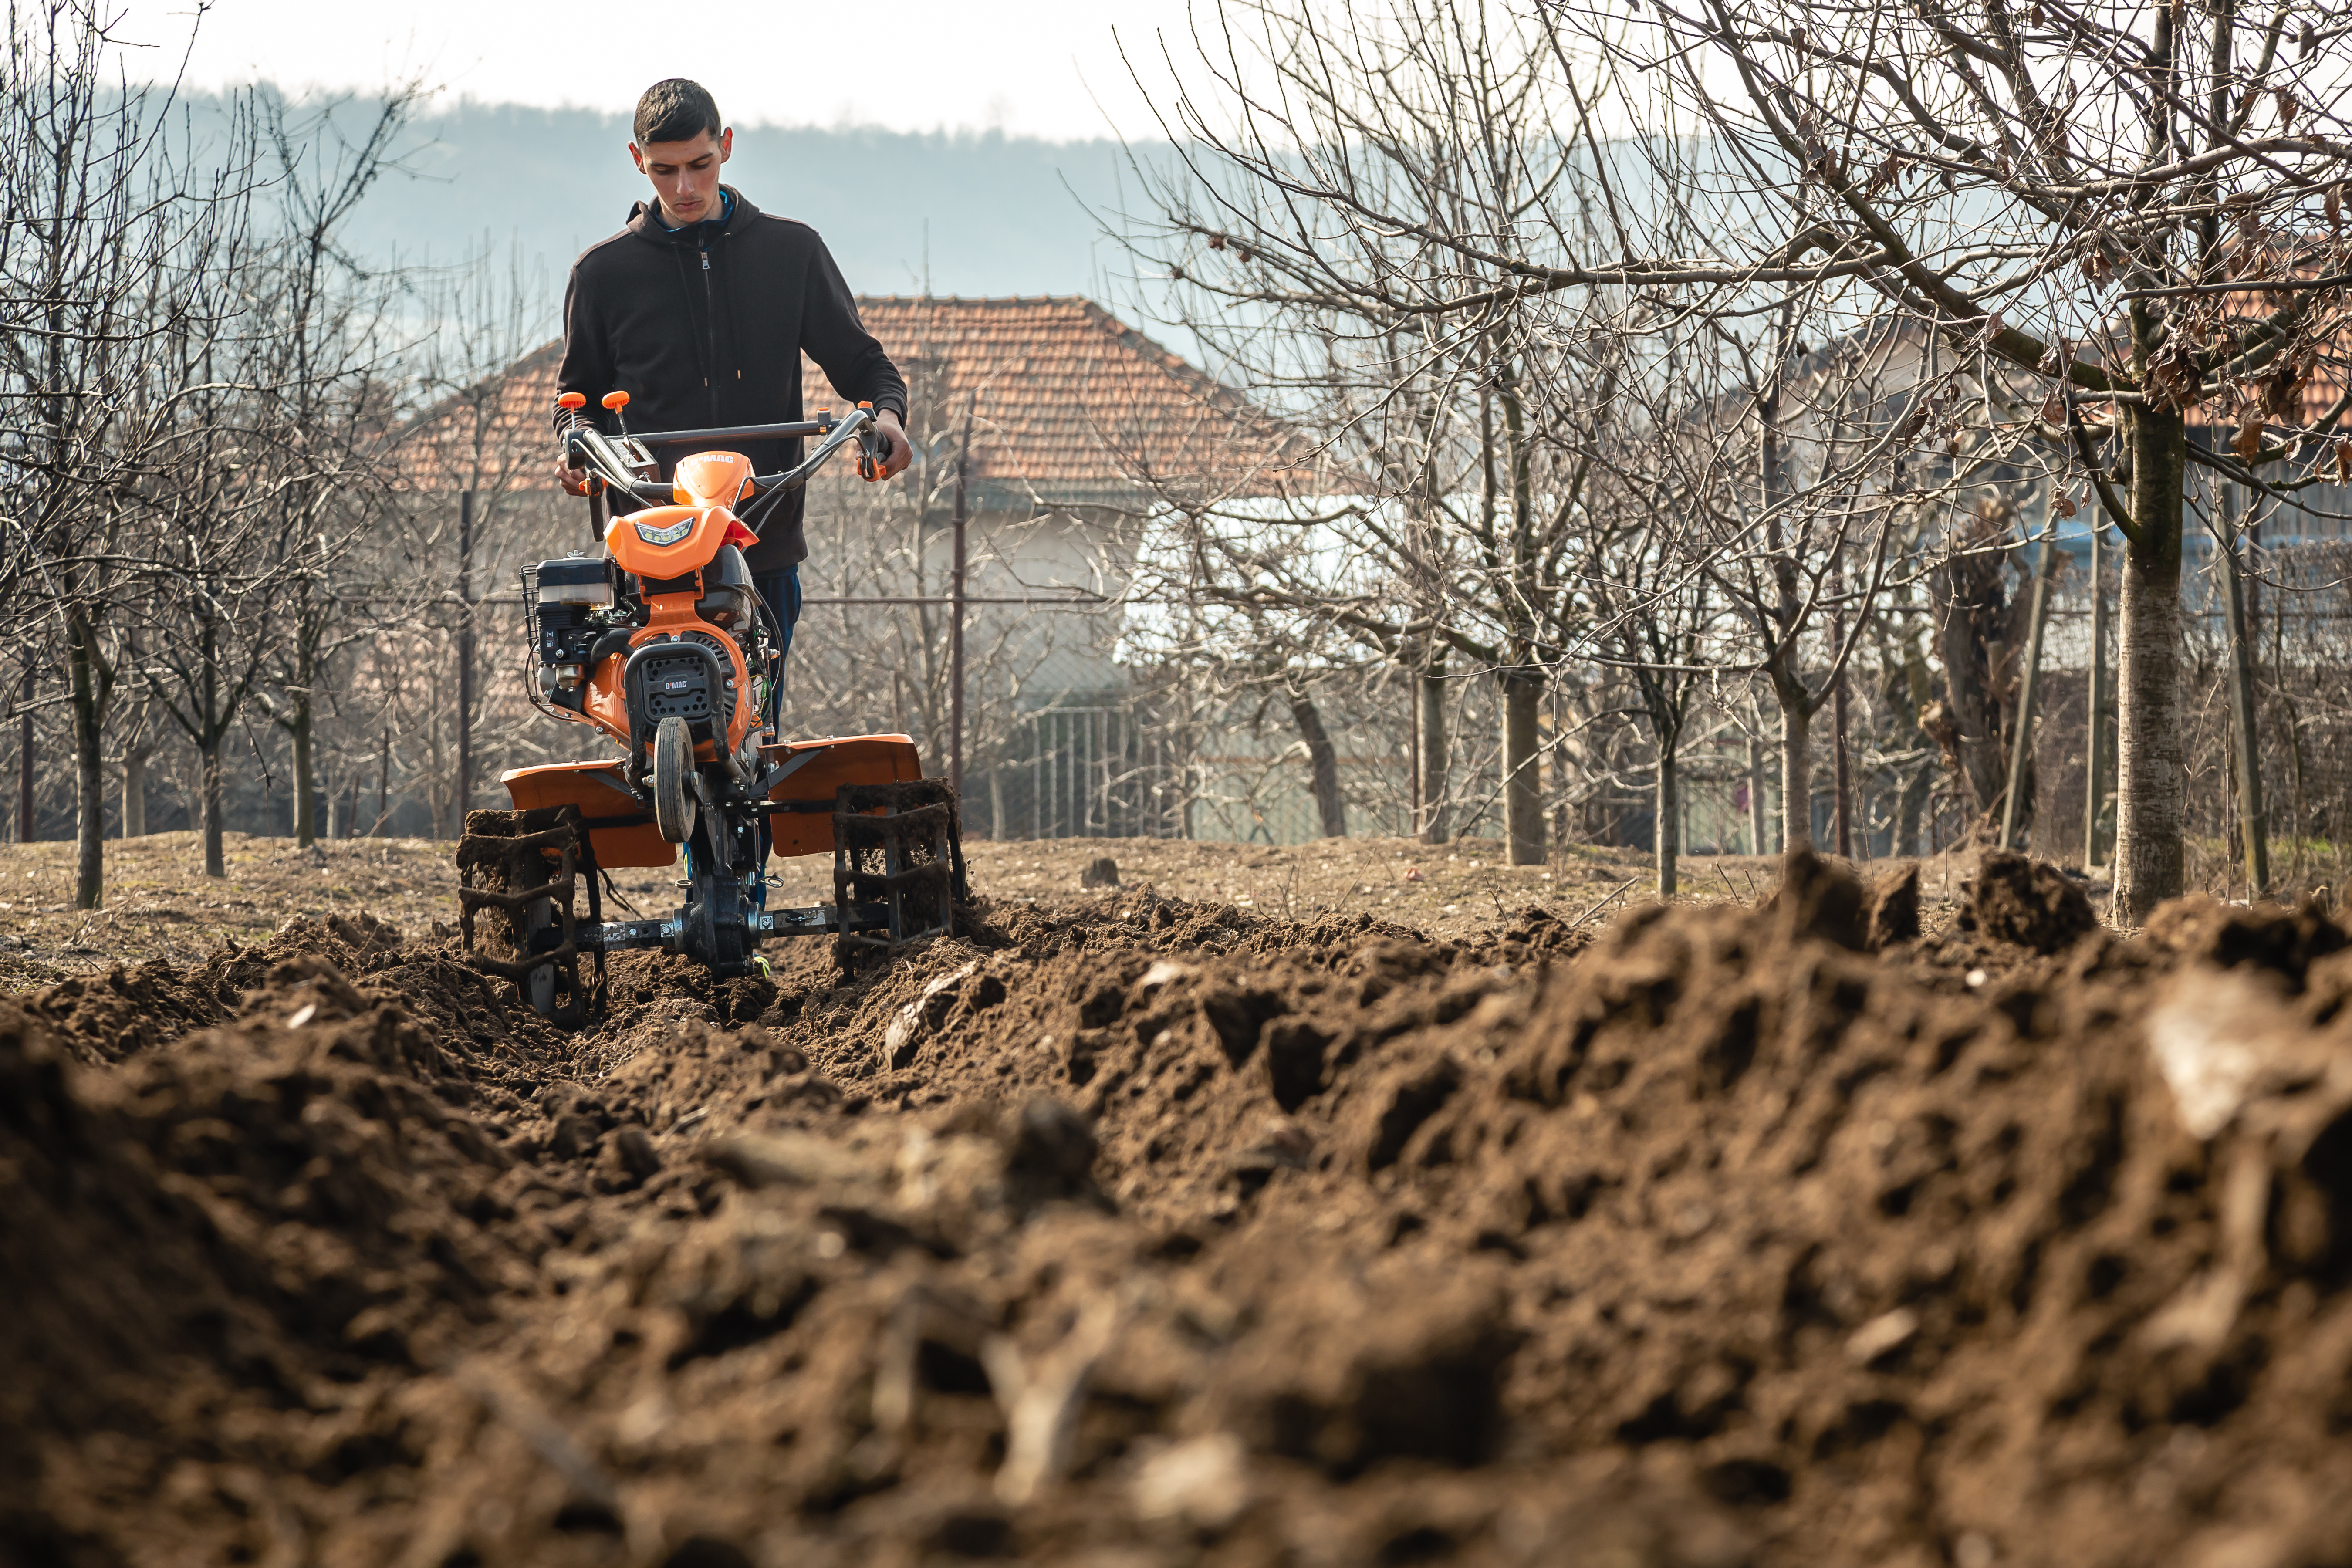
557, 456, 591, 495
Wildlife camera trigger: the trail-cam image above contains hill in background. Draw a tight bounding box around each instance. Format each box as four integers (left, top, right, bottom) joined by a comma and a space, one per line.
314, 94, 1164, 318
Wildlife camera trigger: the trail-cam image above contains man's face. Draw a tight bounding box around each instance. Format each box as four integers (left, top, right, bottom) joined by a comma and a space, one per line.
629, 127, 732, 226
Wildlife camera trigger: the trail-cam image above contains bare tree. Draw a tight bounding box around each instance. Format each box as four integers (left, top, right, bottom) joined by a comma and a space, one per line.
248, 87, 423, 846
398, 242, 561, 835
1591, 498, 1723, 893
1548, 0, 2352, 915
1121, 1, 1657, 864
1125, 0, 2351, 907
1117, 1, 1981, 871
132, 175, 297, 879
0, 2, 264, 904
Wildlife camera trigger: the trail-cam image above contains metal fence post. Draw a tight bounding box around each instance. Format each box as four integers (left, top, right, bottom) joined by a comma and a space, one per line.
456, 488, 475, 821
2000, 499, 2059, 852
949, 404, 971, 804
2223, 482, 2271, 897
2085, 514, 2106, 870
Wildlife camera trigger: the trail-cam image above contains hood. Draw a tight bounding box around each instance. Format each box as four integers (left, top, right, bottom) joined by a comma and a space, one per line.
625, 186, 757, 245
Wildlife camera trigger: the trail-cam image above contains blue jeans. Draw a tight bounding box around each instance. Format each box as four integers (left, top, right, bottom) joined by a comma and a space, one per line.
753, 567, 801, 735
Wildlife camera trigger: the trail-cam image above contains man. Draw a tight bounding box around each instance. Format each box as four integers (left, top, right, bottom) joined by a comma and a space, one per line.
553, 77, 911, 734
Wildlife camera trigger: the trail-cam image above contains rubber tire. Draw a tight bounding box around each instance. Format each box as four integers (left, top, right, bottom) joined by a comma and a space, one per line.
653, 716, 698, 844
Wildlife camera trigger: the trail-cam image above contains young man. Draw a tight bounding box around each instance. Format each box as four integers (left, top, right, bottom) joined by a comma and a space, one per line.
553, 77, 911, 733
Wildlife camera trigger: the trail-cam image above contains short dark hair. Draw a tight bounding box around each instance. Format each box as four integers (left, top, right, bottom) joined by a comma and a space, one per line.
634, 79, 722, 146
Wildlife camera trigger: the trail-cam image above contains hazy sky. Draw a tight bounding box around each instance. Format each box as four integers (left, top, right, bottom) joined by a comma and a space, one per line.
119, 0, 1205, 141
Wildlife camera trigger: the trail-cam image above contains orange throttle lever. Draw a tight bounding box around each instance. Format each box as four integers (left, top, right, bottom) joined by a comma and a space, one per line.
855, 400, 889, 481
601, 389, 632, 437
557, 392, 593, 494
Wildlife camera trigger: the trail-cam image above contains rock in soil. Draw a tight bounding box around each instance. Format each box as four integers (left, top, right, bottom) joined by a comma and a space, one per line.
7, 852, 2352, 1567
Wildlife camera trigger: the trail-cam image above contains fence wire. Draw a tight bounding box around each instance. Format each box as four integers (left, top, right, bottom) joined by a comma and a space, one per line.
34, 480, 2352, 899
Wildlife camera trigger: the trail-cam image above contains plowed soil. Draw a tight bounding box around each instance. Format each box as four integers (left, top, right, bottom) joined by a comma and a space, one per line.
6, 839, 2343, 1568
0, 830, 1900, 983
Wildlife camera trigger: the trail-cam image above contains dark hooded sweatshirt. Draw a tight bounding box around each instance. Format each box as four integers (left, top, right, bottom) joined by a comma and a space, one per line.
553, 186, 907, 572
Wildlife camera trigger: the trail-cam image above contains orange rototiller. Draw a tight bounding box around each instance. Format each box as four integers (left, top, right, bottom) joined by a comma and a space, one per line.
458, 393, 964, 1020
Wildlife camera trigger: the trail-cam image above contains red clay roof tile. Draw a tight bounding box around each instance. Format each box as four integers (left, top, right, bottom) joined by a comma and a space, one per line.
401, 297, 1289, 504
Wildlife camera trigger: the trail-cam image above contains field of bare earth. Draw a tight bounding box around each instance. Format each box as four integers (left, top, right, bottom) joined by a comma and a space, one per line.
14, 832, 2341, 1568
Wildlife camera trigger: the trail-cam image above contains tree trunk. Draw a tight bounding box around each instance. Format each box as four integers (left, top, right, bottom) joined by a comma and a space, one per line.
1931, 558, 2010, 824
1747, 729, 1768, 855
290, 691, 316, 847
1779, 696, 1813, 851
17, 664, 33, 843
1501, 669, 1544, 865
2113, 409, 2188, 923
67, 612, 108, 909
1832, 659, 1853, 858
200, 737, 226, 878
1895, 759, 1933, 858
199, 610, 225, 875
73, 714, 104, 906
122, 744, 147, 838
1418, 658, 1450, 844
1656, 742, 1679, 896
1286, 688, 1346, 839
426, 702, 449, 841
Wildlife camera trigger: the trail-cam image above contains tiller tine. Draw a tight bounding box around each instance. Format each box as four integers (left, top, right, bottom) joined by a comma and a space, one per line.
456, 804, 603, 1022
831, 780, 968, 975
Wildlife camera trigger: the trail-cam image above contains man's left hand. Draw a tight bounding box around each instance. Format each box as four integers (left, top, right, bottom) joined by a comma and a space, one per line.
873, 409, 913, 479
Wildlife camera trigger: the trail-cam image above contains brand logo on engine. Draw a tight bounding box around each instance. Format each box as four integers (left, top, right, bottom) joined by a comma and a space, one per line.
633, 515, 695, 547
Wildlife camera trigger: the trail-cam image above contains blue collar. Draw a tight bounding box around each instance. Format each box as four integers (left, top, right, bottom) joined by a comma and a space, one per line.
656, 187, 733, 237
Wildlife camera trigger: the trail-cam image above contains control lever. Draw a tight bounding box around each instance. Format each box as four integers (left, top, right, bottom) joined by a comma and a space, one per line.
854, 400, 889, 481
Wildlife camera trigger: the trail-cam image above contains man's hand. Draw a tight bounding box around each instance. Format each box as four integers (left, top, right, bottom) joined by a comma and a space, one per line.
556, 455, 590, 494
873, 409, 913, 479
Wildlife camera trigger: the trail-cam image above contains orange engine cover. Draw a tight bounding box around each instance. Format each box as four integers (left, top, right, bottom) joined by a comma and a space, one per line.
605, 503, 754, 578
673, 450, 755, 508
500, 760, 675, 870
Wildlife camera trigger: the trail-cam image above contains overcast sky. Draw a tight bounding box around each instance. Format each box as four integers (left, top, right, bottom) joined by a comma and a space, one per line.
118, 0, 1204, 141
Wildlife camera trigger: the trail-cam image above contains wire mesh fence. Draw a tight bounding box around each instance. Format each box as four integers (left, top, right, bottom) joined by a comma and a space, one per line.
28, 473, 2352, 903
2024, 537, 2352, 899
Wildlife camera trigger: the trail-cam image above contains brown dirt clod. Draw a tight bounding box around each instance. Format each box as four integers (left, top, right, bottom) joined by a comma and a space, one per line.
1866, 860, 1922, 950
1961, 847, 2100, 952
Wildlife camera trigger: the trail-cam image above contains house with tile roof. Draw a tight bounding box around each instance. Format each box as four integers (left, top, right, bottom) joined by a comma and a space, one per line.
816, 296, 1292, 511
404, 295, 1288, 501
